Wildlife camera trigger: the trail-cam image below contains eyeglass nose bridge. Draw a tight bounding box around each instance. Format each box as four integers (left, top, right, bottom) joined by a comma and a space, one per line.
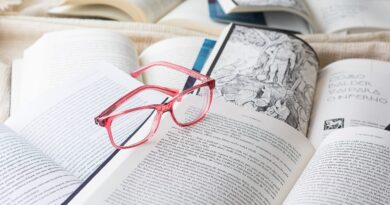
157, 102, 173, 113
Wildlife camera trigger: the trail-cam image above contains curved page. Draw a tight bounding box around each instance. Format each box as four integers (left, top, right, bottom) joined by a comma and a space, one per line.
217, 0, 317, 31
67, 98, 314, 204
140, 37, 214, 89
6, 64, 166, 181
306, 0, 390, 33
308, 59, 390, 148
204, 23, 319, 135
16, 29, 138, 113
63, 0, 182, 22
284, 127, 390, 204
0, 124, 80, 205
158, 0, 226, 36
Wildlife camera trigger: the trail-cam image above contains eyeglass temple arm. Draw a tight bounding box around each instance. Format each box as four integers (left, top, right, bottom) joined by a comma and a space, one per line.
131, 61, 210, 81
95, 85, 179, 125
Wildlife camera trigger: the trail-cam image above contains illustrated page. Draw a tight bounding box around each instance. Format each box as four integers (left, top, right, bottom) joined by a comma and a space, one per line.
203, 24, 318, 135
308, 59, 390, 148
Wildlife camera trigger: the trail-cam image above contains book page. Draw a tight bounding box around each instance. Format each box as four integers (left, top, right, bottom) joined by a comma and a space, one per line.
264, 12, 310, 34
48, 4, 134, 21
284, 127, 390, 204
208, 0, 310, 34
139, 37, 215, 90
16, 29, 138, 114
220, 0, 310, 15
308, 59, 390, 148
203, 24, 318, 136
217, 0, 317, 30
10, 59, 23, 116
67, 98, 314, 204
158, 0, 227, 36
64, 0, 182, 22
6, 64, 166, 181
0, 124, 81, 205
116, 0, 182, 22
306, 0, 390, 33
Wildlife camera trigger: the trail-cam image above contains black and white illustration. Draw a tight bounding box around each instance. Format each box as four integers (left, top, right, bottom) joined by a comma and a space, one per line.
207, 25, 318, 135
324, 118, 344, 130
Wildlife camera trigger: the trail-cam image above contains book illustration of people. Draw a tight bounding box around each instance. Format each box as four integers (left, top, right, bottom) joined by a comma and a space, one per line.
207, 24, 318, 135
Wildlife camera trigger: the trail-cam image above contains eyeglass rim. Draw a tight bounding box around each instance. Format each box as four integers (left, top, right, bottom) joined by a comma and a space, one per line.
95, 61, 215, 149
95, 61, 213, 126
101, 81, 214, 149
95, 79, 214, 126
104, 109, 163, 149
169, 83, 214, 127
131, 61, 212, 82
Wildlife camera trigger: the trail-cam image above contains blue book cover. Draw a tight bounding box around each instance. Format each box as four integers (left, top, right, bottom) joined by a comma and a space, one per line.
208, 0, 266, 25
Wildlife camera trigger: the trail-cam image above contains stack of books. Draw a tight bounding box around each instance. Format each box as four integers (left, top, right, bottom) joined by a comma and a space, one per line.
48, 0, 390, 35
1, 22, 390, 204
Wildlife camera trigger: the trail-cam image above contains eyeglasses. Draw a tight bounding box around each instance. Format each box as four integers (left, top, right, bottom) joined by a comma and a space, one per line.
95, 61, 215, 149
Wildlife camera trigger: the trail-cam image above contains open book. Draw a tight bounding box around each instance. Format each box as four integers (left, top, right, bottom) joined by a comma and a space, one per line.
3, 29, 216, 204
47, 0, 226, 35
203, 24, 390, 142
64, 24, 390, 204
2, 25, 390, 204
52, 0, 181, 23
47, 0, 310, 35
218, 0, 390, 34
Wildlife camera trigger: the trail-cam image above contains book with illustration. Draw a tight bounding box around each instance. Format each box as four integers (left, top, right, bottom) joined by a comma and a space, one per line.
66, 24, 390, 204
1, 24, 390, 204
2, 28, 216, 204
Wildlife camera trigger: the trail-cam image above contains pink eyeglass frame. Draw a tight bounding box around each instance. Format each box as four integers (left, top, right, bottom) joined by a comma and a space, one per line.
95, 61, 215, 149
